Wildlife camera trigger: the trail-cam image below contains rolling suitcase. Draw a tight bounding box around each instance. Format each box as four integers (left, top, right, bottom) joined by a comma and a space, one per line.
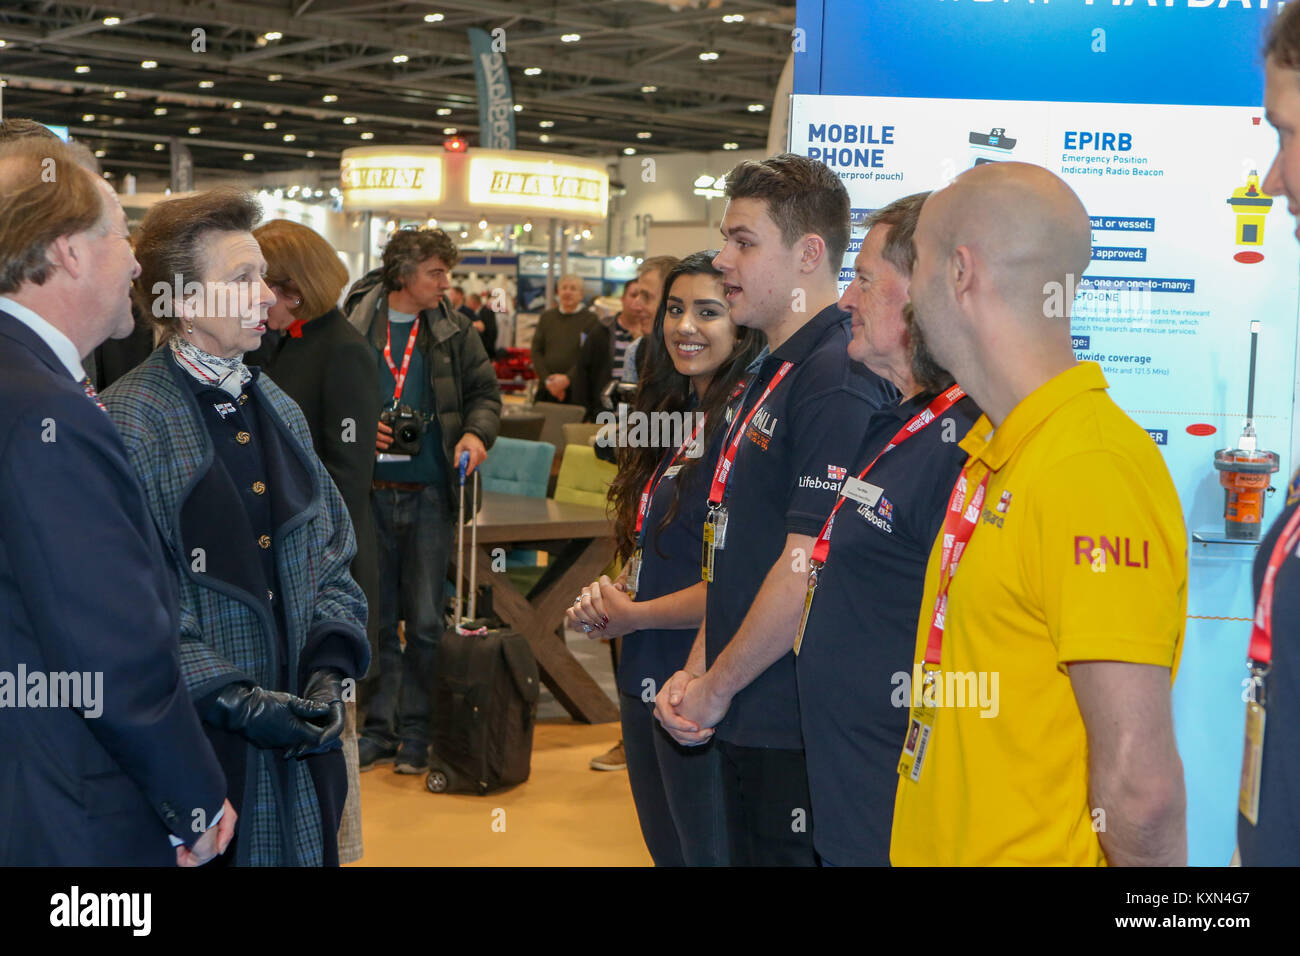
426, 453, 540, 795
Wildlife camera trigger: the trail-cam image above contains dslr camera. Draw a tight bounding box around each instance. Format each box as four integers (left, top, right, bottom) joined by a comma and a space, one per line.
380, 404, 428, 456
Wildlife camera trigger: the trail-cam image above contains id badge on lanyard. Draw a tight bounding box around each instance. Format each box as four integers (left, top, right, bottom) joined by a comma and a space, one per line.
701, 361, 794, 583
1239, 501, 1300, 823
794, 386, 965, 658
701, 506, 728, 582
898, 465, 988, 785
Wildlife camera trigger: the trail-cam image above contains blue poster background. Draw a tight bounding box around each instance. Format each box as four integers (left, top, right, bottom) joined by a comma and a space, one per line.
794, 0, 1299, 865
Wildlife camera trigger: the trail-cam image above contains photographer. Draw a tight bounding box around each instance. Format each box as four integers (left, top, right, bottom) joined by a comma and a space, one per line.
346, 228, 502, 774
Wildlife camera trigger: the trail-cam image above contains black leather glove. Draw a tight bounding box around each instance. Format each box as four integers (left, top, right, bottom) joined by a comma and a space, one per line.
205, 682, 332, 757
301, 668, 347, 753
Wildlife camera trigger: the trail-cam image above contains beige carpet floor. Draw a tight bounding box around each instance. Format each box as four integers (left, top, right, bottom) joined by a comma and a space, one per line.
348, 718, 651, 867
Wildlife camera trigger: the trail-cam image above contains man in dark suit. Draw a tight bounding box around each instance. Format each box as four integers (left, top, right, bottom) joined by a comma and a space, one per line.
0, 137, 235, 866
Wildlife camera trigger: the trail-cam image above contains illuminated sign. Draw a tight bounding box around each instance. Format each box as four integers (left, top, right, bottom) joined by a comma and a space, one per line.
340, 149, 443, 209
468, 156, 607, 219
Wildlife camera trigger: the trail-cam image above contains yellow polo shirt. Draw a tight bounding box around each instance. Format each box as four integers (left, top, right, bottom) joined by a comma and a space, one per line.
889, 362, 1187, 866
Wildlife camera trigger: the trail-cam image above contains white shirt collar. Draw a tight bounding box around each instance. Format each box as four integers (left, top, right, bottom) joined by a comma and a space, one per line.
0, 296, 86, 381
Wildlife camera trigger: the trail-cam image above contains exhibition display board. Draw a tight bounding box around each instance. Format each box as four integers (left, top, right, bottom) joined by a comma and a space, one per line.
794, 0, 1300, 865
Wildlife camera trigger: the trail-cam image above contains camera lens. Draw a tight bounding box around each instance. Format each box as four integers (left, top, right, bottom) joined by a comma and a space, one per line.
399, 424, 419, 444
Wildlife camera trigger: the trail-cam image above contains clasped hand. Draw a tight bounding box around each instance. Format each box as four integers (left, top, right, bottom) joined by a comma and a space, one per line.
653, 669, 729, 747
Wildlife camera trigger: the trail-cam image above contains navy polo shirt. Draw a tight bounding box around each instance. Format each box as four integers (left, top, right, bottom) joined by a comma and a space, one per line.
705, 304, 897, 750
796, 390, 980, 865
1239, 477, 1300, 865
619, 418, 728, 700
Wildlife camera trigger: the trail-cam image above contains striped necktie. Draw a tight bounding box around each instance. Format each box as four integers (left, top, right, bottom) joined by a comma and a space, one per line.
80, 375, 108, 413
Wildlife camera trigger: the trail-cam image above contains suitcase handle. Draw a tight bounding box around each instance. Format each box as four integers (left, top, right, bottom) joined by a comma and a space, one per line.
455, 450, 479, 626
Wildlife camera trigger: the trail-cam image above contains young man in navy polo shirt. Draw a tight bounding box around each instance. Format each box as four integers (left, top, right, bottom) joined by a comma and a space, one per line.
654, 154, 896, 865
794, 193, 981, 866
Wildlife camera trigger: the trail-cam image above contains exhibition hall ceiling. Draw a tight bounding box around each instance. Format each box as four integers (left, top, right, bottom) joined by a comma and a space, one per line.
0, 0, 793, 179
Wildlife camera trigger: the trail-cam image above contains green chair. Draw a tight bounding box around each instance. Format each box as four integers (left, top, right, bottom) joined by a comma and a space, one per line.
553, 443, 617, 510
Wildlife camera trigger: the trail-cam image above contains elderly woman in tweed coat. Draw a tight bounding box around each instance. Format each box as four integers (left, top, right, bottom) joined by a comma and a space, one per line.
102, 188, 369, 867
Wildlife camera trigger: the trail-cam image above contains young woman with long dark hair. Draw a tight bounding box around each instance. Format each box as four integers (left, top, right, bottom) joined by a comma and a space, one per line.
567, 251, 764, 865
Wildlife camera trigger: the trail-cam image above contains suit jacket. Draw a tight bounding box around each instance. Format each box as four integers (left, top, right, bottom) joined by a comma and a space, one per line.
245, 309, 380, 655
0, 309, 226, 866
102, 345, 370, 866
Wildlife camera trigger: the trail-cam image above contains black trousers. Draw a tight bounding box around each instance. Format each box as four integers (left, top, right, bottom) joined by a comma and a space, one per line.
620, 693, 730, 866
715, 738, 818, 867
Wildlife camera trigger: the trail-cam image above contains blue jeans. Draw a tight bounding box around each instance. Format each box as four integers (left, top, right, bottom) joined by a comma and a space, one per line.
620, 692, 731, 866
362, 485, 453, 747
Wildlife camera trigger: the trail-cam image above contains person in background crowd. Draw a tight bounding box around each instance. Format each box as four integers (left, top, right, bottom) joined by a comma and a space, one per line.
346, 227, 501, 775
530, 273, 597, 402
0, 136, 234, 868
0, 117, 153, 391
447, 285, 477, 323
466, 291, 499, 357
891, 162, 1186, 866
568, 252, 764, 865
1238, 5, 1300, 866
570, 279, 646, 421
621, 256, 679, 385
653, 154, 897, 866
794, 192, 981, 866
102, 187, 370, 867
246, 218, 379, 865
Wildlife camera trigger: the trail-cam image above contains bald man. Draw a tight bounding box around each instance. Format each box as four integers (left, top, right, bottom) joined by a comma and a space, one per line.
890, 162, 1188, 866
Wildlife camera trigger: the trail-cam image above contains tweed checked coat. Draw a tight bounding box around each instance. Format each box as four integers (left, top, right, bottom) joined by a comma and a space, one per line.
102, 345, 369, 867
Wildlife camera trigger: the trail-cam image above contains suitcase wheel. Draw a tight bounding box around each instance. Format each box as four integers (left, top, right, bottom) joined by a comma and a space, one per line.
425, 769, 449, 793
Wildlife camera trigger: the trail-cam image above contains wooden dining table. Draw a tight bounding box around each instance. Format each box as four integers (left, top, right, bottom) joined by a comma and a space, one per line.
452, 490, 620, 724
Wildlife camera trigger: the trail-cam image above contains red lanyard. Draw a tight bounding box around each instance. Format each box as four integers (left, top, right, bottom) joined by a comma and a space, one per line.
384, 317, 420, 404
708, 361, 794, 506
636, 415, 707, 537
922, 465, 990, 668
1250, 502, 1300, 667
810, 385, 965, 566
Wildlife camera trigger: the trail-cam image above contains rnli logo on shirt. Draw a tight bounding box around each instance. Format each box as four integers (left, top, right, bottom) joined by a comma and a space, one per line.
1074, 535, 1150, 570
995, 490, 1013, 514
828, 464, 847, 481
746, 406, 779, 450
857, 500, 893, 534
213, 402, 237, 419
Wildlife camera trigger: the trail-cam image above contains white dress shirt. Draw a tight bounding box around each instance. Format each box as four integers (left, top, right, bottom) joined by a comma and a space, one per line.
0, 295, 86, 381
